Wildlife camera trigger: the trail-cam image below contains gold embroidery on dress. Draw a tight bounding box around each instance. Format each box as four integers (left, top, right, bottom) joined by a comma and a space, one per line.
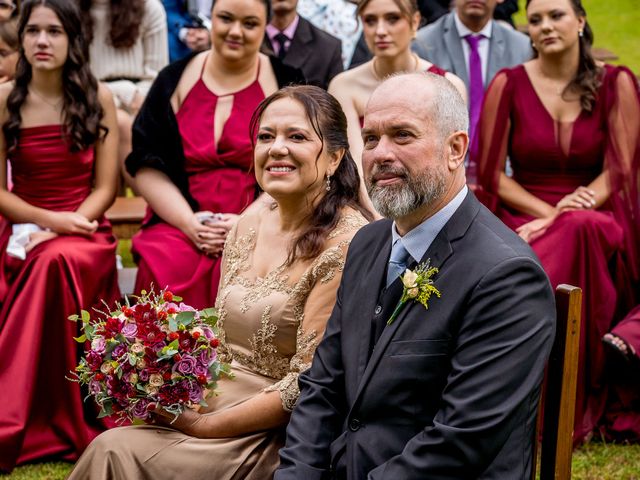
233, 305, 291, 379
216, 211, 368, 409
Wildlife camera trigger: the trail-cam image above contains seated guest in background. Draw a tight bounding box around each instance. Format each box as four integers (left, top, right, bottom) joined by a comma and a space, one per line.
264, 0, 342, 90
473, 0, 640, 444
297, 0, 361, 70
0, 18, 18, 83
329, 0, 465, 210
412, 0, 532, 162
126, 0, 303, 310
163, 0, 211, 63
80, 0, 169, 189
0, 0, 120, 472
69, 85, 371, 480
418, 0, 520, 27
275, 72, 555, 480
0, 0, 17, 21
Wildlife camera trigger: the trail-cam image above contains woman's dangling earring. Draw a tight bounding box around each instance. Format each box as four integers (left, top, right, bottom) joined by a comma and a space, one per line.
578, 29, 583, 38
325, 173, 332, 192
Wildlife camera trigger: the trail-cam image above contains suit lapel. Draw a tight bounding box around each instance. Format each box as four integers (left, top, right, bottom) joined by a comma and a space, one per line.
282, 17, 313, 70
486, 21, 506, 88
351, 192, 479, 406
443, 15, 469, 88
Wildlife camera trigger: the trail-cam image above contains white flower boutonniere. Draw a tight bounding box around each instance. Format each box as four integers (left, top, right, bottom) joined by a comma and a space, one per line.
387, 260, 441, 325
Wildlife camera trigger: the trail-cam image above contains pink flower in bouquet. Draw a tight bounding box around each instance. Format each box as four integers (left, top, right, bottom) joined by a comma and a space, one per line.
121, 322, 138, 339
91, 337, 106, 354
175, 355, 197, 375
132, 399, 151, 419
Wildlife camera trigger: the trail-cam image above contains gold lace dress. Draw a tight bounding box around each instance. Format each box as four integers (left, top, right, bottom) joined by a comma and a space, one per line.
68, 206, 367, 480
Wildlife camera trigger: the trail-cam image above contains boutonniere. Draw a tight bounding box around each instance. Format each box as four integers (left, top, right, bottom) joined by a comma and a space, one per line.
387, 260, 441, 325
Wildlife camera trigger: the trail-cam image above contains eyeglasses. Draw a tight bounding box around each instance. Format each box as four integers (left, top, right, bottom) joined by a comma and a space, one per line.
0, 2, 15, 11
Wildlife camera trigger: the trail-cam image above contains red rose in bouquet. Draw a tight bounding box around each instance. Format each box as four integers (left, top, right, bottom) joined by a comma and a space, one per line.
69, 289, 231, 423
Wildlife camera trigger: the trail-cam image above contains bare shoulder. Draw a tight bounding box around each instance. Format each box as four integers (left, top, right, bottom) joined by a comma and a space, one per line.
329, 62, 371, 91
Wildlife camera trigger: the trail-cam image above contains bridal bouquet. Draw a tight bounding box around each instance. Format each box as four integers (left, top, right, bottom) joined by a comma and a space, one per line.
69, 289, 230, 424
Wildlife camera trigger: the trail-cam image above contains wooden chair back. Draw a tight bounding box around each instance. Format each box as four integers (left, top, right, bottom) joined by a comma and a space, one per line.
531, 284, 582, 480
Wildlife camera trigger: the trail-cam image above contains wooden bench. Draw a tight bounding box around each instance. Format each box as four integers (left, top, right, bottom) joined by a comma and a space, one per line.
106, 196, 147, 296
105, 196, 147, 241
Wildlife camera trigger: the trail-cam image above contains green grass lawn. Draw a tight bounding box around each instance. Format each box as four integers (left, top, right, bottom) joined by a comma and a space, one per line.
2, 441, 639, 479
514, 0, 640, 73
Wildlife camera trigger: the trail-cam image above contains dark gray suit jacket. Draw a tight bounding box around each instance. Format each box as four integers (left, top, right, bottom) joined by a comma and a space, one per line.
412, 13, 532, 90
265, 16, 343, 90
275, 192, 555, 479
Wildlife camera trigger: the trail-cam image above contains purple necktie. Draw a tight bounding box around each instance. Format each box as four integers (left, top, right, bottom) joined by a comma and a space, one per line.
465, 34, 484, 144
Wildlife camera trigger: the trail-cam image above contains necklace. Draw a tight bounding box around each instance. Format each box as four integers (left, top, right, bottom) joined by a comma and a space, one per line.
371, 53, 420, 81
29, 87, 63, 110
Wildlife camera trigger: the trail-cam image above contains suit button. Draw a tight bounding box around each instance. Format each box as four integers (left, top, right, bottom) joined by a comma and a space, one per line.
374, 305, 382, 315
349, 418, 361, 431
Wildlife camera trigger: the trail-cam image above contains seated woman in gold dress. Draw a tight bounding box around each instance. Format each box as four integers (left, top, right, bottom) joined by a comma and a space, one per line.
69, 85, 372, 479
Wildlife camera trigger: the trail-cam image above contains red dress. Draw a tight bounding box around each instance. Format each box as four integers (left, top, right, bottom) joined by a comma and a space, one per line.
131, 64, 262, 309
473, 65, 640, 444
0, 125, 120, 471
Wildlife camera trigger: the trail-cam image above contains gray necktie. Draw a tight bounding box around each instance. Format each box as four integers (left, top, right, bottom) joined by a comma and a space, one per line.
386, 240, 412, 287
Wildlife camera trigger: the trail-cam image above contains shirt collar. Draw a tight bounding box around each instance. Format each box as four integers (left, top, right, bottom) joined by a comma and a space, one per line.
266, 14, 300, 42
390, 185, 468, 263
453, 11, 493, 39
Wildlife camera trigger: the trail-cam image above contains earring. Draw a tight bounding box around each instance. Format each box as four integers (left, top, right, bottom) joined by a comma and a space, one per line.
325, 173, 332, 192
531, 40, 537, 50
578, 29, 583, 37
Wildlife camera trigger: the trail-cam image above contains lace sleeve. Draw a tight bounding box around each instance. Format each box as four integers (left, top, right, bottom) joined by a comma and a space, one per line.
472, 69, 515, 211
603, 66, 640, 282
265, 213, 367, 411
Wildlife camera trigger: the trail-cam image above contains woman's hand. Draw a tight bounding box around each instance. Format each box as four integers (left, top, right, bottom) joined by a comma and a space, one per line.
152, 406, 211, 438
42, 211, 98, 235
25, 231, 58, 253
556, 186, 597, 212
515, 213, 558, 243
179, 213, 230, 258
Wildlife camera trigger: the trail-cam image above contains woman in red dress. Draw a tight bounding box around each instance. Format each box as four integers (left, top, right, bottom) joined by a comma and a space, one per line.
126, 0, 303, 309
473, 0, 640, 444
327, 0, 466, 214
0, 0, 120, 472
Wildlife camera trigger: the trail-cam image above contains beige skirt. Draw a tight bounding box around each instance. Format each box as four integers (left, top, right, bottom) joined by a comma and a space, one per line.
68, 362, 286, 480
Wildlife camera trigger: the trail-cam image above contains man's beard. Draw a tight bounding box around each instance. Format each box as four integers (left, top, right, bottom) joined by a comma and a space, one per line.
366, 163, 448, 219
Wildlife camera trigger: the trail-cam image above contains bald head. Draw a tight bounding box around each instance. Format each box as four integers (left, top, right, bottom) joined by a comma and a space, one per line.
366, 73, 469, 141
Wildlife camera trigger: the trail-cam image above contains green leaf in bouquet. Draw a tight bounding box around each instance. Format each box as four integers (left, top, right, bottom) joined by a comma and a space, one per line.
172, 295, 183, 302
68, 314, 79, 322
199, 399, 208, 407
199, 307, 217, 319
136, 384, 148, 393
84, 323, 95, 340
73, 334, 87, 343
81, 310, 91, 323
176, 311, 195, 326
169, 317, 178, 332
97, 401, 113, 418
128, 353, 138, 366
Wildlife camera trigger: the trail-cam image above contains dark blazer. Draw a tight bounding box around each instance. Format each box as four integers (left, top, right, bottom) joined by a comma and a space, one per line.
264, 16, 343, 90
412, 12, 532, 91
125, 53, 304, 225
276, 192, 555, 479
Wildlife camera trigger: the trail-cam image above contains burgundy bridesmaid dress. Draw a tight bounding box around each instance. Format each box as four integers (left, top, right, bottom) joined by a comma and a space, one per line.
131, 65, 262, 310
474, 64, 640, 444
0, 125, 120, 471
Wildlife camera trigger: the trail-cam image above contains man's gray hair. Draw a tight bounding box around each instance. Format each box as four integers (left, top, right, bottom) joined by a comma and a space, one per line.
384, 72, 469, 139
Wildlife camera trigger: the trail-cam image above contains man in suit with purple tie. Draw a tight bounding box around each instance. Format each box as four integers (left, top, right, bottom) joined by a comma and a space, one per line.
412, 0, 532, 177
275, 72, 555, 479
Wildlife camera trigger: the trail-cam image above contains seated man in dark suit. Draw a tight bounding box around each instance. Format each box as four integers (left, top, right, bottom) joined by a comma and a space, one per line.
265, 0, 343, 89
275, 72, 555, 479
